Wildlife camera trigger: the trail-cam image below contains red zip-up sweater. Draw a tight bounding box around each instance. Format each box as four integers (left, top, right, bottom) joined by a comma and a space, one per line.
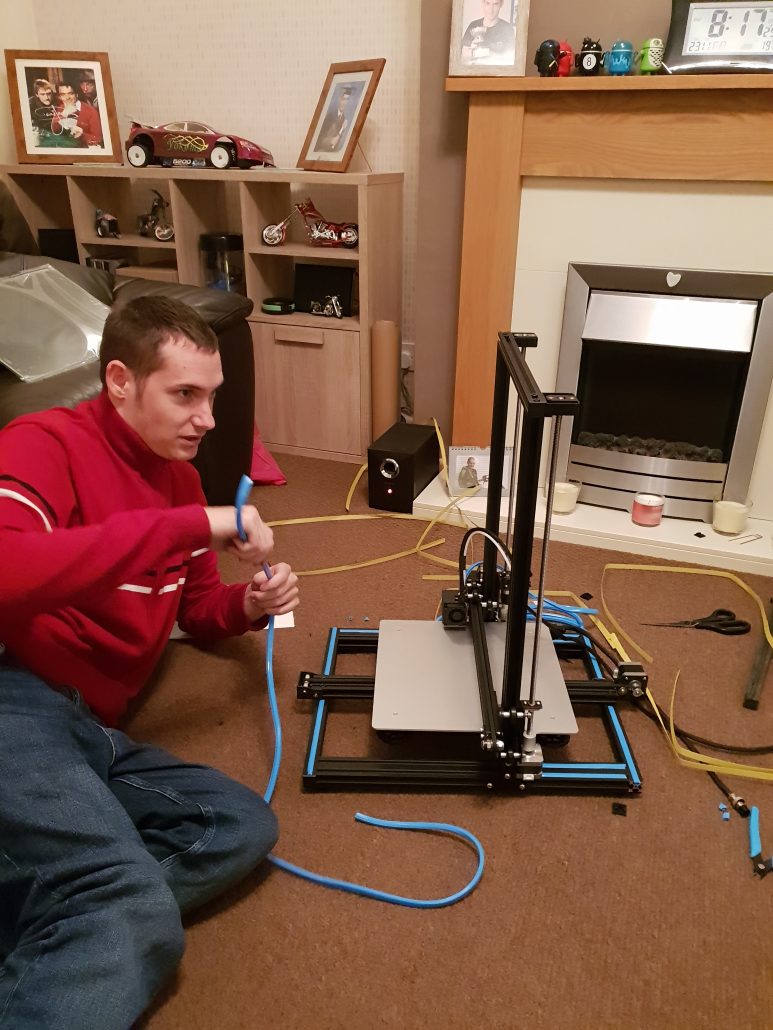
0, 390, 255, 725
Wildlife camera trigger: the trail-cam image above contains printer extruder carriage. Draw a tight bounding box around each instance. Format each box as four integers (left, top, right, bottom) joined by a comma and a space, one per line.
296, 333, 644, 794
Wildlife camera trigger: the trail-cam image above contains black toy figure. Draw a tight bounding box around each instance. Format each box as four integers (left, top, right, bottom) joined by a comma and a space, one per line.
575, 37, 604, 75
534, 39, 561, 77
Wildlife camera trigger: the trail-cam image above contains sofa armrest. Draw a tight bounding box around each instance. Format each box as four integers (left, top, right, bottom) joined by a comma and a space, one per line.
113, 278, 253, 333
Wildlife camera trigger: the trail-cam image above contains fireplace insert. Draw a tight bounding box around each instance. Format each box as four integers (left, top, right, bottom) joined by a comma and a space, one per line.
554, 263, 773, 521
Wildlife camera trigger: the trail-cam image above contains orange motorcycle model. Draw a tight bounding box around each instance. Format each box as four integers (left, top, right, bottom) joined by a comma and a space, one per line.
262, 198, 358, 248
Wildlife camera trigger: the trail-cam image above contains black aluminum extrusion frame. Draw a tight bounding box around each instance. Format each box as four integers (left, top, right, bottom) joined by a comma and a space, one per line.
297, 333, 643, 794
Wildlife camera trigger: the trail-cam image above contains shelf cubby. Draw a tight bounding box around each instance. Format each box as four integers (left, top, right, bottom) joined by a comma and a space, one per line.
0, 164, 403, 460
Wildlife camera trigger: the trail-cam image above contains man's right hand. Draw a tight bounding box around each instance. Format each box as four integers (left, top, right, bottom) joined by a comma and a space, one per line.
204, 505, 274, 564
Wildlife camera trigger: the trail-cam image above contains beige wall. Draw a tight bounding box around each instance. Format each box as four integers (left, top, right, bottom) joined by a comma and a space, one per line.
3, 0, 770, 481
514, 179, 773, 520
0, 5, 40, 162
3, 0, 421, 336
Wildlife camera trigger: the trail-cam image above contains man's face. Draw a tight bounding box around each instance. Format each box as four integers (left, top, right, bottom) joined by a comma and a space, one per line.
35, 85, 53, 103
79, 80, 95, 96
482, 0, 503, 21
115, 337, 223, 461
58, 85, 76, 106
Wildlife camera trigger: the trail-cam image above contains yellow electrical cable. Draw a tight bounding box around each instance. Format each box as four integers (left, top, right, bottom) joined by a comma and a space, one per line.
294, 537, 446, 578
433, 417, 450, 491
596, 564, 773, 782
345, 464, 368, 513
267, 462, 481, 577
268, 512, 423, 528
636, 680, 773, 784
600, 562, 773, 665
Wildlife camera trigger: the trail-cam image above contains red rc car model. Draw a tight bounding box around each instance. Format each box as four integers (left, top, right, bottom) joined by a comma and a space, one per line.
125, 121, 274, 170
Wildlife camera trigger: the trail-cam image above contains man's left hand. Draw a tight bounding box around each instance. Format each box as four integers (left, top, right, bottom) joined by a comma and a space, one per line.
243, 562, 299, 623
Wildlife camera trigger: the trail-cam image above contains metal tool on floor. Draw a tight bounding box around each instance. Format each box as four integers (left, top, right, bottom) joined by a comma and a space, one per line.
644, 608, 751, 635
743, 599, 773, 709
749, 806, 773, 879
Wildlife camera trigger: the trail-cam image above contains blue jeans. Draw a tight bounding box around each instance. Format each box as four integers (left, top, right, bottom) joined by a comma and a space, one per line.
0, 665, 278, 1029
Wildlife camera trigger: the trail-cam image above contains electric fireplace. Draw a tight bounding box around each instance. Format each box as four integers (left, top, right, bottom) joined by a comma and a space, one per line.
554, 263, 773, 522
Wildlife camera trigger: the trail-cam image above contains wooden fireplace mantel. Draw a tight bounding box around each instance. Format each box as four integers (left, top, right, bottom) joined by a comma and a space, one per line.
445, 73, 773, 444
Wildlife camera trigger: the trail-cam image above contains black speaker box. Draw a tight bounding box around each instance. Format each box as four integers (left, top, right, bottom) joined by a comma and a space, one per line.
368, 422, 439, 513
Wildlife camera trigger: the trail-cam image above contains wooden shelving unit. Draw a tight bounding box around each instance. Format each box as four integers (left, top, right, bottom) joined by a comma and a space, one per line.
444, 73, 773, 444
0, 164, 403, 461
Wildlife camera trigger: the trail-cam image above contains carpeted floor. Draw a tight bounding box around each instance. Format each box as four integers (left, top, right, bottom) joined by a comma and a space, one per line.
128, 453, 773, 1030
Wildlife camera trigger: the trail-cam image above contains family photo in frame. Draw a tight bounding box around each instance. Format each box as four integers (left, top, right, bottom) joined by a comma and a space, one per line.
4, 49, 121, 164
298, 58, 385, 172
448, 0, 530, 76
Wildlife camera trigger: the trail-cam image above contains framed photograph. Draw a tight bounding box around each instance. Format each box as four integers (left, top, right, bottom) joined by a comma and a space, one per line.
4, 49, 121, 164
298, 58, 386, 172
448, 446, 514, 498
448, 0, 531, 77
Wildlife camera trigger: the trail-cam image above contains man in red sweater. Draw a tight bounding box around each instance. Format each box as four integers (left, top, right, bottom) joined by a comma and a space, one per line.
0, 296, 299, 1028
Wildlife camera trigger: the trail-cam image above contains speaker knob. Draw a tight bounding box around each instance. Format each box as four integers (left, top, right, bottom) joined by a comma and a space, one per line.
380, 457, 400, 479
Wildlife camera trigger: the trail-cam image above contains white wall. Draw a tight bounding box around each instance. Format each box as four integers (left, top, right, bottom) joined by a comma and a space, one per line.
0, 4, 40, 162
513, 178, 773, 520
3, 0, 421, 335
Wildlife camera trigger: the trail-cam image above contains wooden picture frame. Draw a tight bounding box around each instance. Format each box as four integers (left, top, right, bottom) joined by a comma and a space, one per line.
448, 0, 531, 77
448, 446, 513, 497
297, 58, 386, 172
4, 49, 121, 164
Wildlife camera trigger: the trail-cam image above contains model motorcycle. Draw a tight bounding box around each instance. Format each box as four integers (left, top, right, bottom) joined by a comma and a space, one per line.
95, 209, 121, 238
137, 189, 175, 242
262, 198, 358, 248
310, 294, 343, 318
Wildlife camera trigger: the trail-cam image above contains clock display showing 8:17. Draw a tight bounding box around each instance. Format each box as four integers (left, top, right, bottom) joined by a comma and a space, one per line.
684, 3, 773, 54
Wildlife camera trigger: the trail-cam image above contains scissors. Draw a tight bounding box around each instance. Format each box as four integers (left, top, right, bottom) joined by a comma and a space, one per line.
644, 608, 750, 635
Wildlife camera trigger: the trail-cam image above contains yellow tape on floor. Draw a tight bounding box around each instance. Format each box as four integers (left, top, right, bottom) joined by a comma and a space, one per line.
601, 563, 773, 783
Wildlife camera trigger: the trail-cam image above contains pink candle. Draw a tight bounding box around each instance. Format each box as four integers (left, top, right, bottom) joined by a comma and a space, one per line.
632, 493, 664, 527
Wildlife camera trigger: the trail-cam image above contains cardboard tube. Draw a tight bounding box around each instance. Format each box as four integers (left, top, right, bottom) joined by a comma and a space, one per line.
371, 320, 401, 439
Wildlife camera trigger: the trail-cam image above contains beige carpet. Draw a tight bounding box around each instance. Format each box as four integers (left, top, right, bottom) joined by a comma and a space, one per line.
127, 453, 773, 1030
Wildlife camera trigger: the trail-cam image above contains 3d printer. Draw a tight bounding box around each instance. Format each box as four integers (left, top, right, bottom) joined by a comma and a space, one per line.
297, 333, 644, 793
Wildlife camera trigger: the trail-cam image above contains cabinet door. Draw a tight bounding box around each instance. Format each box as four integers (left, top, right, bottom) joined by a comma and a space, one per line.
252, 321, 362, 456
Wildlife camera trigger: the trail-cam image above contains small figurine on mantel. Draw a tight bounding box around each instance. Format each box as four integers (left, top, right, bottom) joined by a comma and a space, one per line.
605, 40, 635, 76
638, 37, 665, 75
534, 39, 561, 77
575, 37, 605, 75
557, 41, 574, 77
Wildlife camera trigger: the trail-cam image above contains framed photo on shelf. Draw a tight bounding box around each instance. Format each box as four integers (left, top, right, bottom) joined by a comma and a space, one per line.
448, 446, 514, 498
448, 0, 531, 77
4, 49, 121, 164
297, 58, 386, 172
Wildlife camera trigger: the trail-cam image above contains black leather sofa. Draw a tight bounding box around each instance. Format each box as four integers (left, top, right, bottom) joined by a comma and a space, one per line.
0, 182, 255, 505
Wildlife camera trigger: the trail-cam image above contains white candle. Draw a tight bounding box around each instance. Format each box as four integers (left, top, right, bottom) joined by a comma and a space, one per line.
713, 500, 750, 535
552, 481, 580, 514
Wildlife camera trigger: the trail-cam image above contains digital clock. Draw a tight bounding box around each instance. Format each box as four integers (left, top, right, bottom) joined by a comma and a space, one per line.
662, 0, 773, 72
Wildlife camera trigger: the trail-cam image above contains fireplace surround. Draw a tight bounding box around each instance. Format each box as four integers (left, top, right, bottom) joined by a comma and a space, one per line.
554, 262, 773, 522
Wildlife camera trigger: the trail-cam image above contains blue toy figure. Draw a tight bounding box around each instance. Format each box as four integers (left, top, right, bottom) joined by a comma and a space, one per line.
605, 39, 634, 76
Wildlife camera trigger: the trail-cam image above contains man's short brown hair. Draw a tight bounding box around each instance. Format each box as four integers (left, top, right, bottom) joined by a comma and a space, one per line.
99, 295, 218, 386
